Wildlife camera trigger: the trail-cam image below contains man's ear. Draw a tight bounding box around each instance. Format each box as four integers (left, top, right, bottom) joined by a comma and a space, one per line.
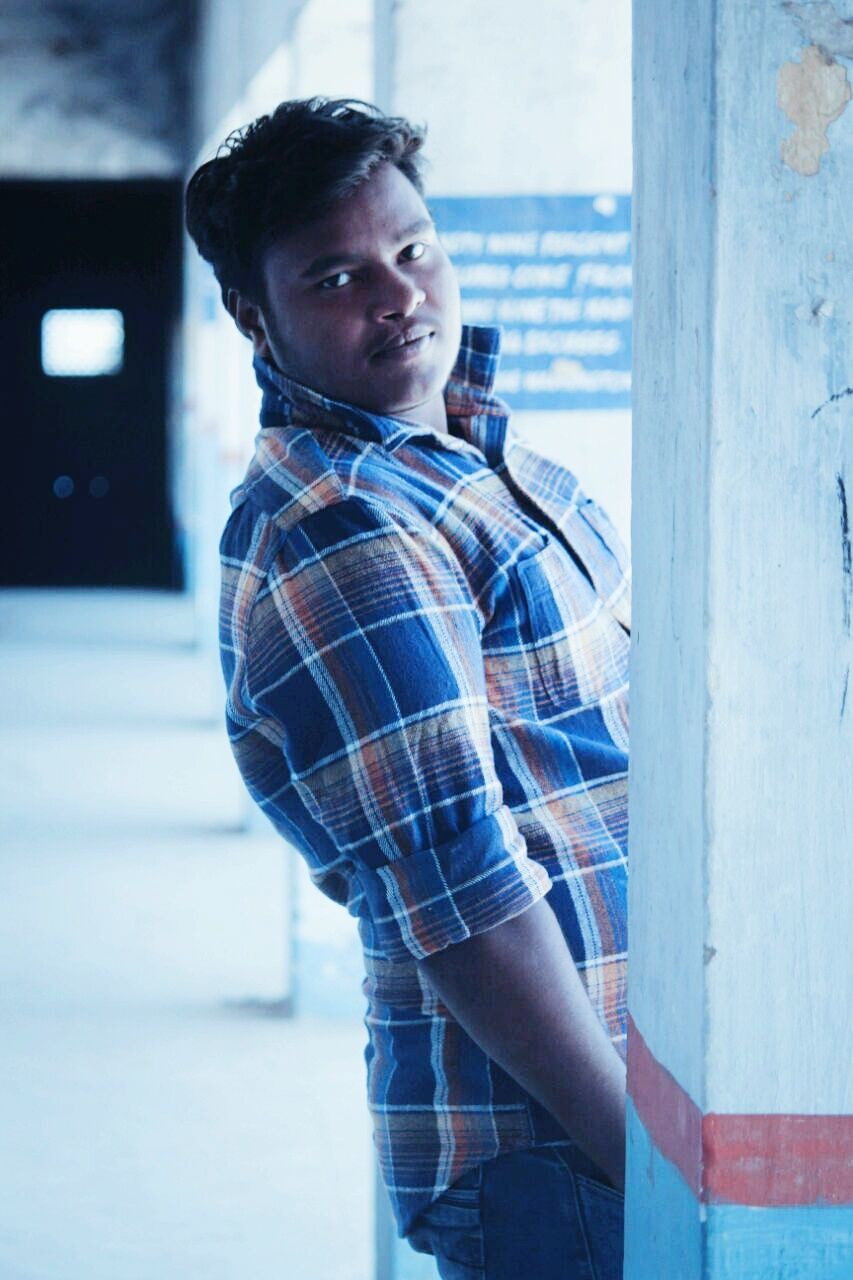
226, 288, 273, 360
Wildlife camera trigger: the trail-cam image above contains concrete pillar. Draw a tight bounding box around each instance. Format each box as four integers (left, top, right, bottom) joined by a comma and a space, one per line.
628, 3, 853, 1276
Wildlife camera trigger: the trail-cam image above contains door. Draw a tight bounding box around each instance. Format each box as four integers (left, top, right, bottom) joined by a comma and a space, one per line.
0, 180, 182, 588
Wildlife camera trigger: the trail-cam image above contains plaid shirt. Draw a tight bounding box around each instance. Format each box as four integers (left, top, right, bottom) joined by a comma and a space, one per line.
220, 325, 630, 1235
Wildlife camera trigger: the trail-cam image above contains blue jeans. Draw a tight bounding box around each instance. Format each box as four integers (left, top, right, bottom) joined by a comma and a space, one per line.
406, 1143, 624, 1279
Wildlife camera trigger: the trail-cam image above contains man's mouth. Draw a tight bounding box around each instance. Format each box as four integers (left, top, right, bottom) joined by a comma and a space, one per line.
370, 327, 434, 360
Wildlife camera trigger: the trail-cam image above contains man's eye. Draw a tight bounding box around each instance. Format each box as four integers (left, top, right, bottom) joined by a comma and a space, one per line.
401, 241, 426, 261
319, 271, 353, 290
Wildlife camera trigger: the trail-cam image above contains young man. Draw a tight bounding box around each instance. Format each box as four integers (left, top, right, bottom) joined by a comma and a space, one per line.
186, 98, 630, 1279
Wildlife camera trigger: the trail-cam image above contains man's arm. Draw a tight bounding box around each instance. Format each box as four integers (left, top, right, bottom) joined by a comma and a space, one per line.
418, 896, 627, 1190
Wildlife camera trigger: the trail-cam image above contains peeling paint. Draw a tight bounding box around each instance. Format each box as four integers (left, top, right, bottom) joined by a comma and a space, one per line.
777, 44, 851, 175
784, 1, 853, 61
836, 473, 852, 635
795, 295, 835, 321
810, 385, 853, 418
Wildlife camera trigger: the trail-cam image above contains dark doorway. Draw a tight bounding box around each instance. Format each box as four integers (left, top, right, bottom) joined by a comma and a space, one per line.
1, 180, 183, 588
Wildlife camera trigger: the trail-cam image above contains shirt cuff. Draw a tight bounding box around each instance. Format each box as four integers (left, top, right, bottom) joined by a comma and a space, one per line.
357, 806, 552, 963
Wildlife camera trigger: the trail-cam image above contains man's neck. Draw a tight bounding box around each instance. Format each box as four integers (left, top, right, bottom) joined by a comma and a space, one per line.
395, 391, 448, 435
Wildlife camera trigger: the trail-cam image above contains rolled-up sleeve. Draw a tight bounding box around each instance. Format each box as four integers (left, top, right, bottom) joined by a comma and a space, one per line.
244, 496, 551, 962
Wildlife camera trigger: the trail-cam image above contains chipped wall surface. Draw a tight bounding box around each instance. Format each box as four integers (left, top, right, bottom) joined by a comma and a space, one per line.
778, 2, 853, 175
778, 44, 851, 174
0, 0, 196, 177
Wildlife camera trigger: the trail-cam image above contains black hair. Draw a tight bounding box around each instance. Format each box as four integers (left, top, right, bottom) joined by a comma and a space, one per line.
185, 96, 427, 307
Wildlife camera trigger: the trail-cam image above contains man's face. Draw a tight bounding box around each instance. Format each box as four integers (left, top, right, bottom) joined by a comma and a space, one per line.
245, 162, 462, 431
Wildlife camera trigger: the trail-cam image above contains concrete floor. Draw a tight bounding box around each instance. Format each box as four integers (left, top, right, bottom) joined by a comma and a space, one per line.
0, 590, 374, 1280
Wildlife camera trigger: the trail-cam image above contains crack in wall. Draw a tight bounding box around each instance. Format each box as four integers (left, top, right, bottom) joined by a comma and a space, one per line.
811, 386, 853, 419
836, 473, 852, 636
841, 664, 850, 719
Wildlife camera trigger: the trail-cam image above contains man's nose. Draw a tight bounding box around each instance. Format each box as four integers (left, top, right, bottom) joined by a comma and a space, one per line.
368, 266, 426, 322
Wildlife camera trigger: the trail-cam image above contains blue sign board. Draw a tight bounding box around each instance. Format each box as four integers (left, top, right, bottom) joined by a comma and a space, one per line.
428, 195, 632, 412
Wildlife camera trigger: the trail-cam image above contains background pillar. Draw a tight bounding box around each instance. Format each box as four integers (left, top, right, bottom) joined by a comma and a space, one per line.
374, 7, 631, 1276
628, 2, 853, 1275
378, 0, 633, 540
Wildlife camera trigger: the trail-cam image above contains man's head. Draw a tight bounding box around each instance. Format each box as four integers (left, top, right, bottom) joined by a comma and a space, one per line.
185, 97, 462, 428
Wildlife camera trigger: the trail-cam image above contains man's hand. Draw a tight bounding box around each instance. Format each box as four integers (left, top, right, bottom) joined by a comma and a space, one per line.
417, 896, 627, 1190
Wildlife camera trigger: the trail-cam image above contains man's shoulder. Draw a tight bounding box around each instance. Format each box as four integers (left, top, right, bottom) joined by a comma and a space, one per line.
221, 427, 439, 584
239, 417, 445, 524
225, 425, 348, 534
218, 440, 454, 723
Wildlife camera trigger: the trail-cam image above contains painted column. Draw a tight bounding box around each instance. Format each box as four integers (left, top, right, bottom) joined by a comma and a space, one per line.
629, 2, 853, 1276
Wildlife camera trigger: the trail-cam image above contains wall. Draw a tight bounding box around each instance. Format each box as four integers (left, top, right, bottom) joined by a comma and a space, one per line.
184, 0, 372, 637
191, 0, 302, 157
182, 0, 376, 1011
384, 0, 633, 539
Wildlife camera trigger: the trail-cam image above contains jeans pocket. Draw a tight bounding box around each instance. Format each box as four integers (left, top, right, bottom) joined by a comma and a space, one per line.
407, 1173, 485, 1276
573, 1171, 625, 1280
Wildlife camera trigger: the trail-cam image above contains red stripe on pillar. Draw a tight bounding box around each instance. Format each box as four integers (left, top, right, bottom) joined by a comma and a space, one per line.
626, 1012, 703, 1197
628, 1014, 853, 1206
703, 1113, 853, 1206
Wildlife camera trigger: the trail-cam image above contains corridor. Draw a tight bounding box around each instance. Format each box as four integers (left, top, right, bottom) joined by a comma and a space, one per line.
0, 590, 372, 1280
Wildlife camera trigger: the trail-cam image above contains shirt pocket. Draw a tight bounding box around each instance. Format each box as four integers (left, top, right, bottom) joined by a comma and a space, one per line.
516, 539, 627, 713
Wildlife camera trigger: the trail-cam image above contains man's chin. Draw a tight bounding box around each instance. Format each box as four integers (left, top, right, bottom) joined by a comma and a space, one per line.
374, 355, 459, 417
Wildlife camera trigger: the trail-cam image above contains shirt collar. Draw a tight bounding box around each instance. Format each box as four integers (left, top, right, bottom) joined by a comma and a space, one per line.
253, 324, 510, 466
